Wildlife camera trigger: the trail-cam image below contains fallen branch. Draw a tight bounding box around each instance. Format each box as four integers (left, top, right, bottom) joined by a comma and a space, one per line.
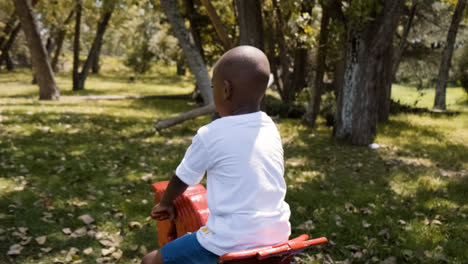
154, 103, 216, 130
154, 74, 274, 130
65, 93, 193, 101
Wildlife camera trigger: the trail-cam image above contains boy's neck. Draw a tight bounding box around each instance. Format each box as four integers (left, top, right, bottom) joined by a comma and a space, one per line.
226, 104, 261, 117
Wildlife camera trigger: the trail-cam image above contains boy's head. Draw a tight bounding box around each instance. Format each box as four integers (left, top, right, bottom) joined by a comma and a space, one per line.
212, 45, 270, 117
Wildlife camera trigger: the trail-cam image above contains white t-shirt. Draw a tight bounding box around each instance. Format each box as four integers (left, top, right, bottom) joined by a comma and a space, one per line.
175, 111, 291, 256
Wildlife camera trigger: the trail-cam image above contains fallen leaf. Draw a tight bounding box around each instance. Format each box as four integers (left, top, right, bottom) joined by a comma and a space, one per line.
431, 219, 442, 225
112, 249, 123, 260
362, 220, 371, 228
139, 245, 148, 255
35, 236, 47, 245
96, 257, 112, 264
345, 202, 358, 213
296, 220, 315, 231
65, 247, 79, 262
7, 244, 23, 255
141, 173, 153, 182
71, 227, 87, 238
62, 228, 72, 235
40, 247, 52, 253
20, 236, 32, 245
129, 221, 142, 229
78, 214, 95, 225
83, 247, 93, 255
99, 240, 115, 247
397, 219, 407, 225
101, 247, 116, 256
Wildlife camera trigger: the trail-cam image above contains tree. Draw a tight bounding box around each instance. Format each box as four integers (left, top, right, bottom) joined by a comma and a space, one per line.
392, 0, 419, 81
51, 9, 74, 72
12, 0, 60, 100
303, 0, 333, 127
200, 0, 232, 51
235, 0, 263, 49
335, 0, 404, 145
160, 0, 213, 105
434, 0, 467, 109
264, 0, 314, 105
72, 0, 82, 91
74, 0, 115, 91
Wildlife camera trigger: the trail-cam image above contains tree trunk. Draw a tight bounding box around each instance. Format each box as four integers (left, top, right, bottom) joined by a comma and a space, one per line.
335, 0, 404, 145
200, 0, 232, 51
377, 44, 394, 122
303, 3, 331, 127
235, 0, 264, 49
72, 0, 82, 91
51, 9, 75, 72
392, 0, 418, 81
434, 0, 467, 109
160, 0, 213, 105
0, 23, 21, 70
183, 0, 205, 65
13, 0, 59, 100
91, 44, 101, 74
76, 3, 114, 90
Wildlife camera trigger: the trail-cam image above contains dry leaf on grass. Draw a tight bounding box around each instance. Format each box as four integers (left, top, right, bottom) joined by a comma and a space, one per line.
362, 220, 371, 228
83, 247, 93, 255
129, 221, 142, 229
78, 214, 95, 225
7, 244, 23, 256
62, 228, 72, 235
35, 236, 47, 245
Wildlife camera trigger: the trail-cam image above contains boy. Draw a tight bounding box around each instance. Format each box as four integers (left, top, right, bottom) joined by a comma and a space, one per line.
142, 45, 291, 264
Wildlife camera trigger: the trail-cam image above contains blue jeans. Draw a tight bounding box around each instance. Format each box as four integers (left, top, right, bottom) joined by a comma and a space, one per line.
161, 232, 219, 264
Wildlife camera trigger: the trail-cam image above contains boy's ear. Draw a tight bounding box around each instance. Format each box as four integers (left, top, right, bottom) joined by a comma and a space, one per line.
223, 80, 232, 100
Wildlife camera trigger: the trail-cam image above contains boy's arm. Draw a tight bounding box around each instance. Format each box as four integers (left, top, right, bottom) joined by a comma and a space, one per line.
151, 174, 188, 221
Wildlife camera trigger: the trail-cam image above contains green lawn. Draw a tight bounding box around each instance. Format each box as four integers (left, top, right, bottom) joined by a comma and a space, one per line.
0, 69, 467, 263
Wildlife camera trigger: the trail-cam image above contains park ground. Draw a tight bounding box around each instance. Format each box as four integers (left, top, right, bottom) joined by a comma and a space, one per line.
0, 64, 467, 263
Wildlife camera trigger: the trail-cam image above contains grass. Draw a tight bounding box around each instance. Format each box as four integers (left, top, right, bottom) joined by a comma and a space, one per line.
0, 67, 467, 264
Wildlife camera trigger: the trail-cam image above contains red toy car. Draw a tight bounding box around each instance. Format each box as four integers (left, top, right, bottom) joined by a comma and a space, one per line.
152, 181, 327, 264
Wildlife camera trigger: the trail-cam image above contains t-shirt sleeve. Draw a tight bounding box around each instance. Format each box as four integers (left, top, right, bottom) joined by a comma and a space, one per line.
175, 133, 210, 185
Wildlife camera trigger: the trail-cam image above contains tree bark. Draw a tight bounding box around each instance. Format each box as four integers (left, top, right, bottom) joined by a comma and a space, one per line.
0, 23, 21, 70
76, 3, 114, 90
91, 43, 101, 74
200, 0, 232, 51
13, 0, 59, 100
392, 0, 418, 81
434, 0, 467, 109
335, 0, 404, 145
51, 10, 75, 72
235, 0, 264, 49
377, 44, 394, 122
72, 0, 82, 91
303, 3, 331, 127
161, 0, 213, 105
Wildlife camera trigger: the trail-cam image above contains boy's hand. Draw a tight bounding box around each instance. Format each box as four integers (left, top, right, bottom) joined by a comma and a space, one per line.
151, 203, 176, 221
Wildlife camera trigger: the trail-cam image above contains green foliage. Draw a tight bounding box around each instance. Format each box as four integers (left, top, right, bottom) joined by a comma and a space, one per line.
456, 45, 468, 94
343, 0, 383, 29
124, 41, 155, 74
